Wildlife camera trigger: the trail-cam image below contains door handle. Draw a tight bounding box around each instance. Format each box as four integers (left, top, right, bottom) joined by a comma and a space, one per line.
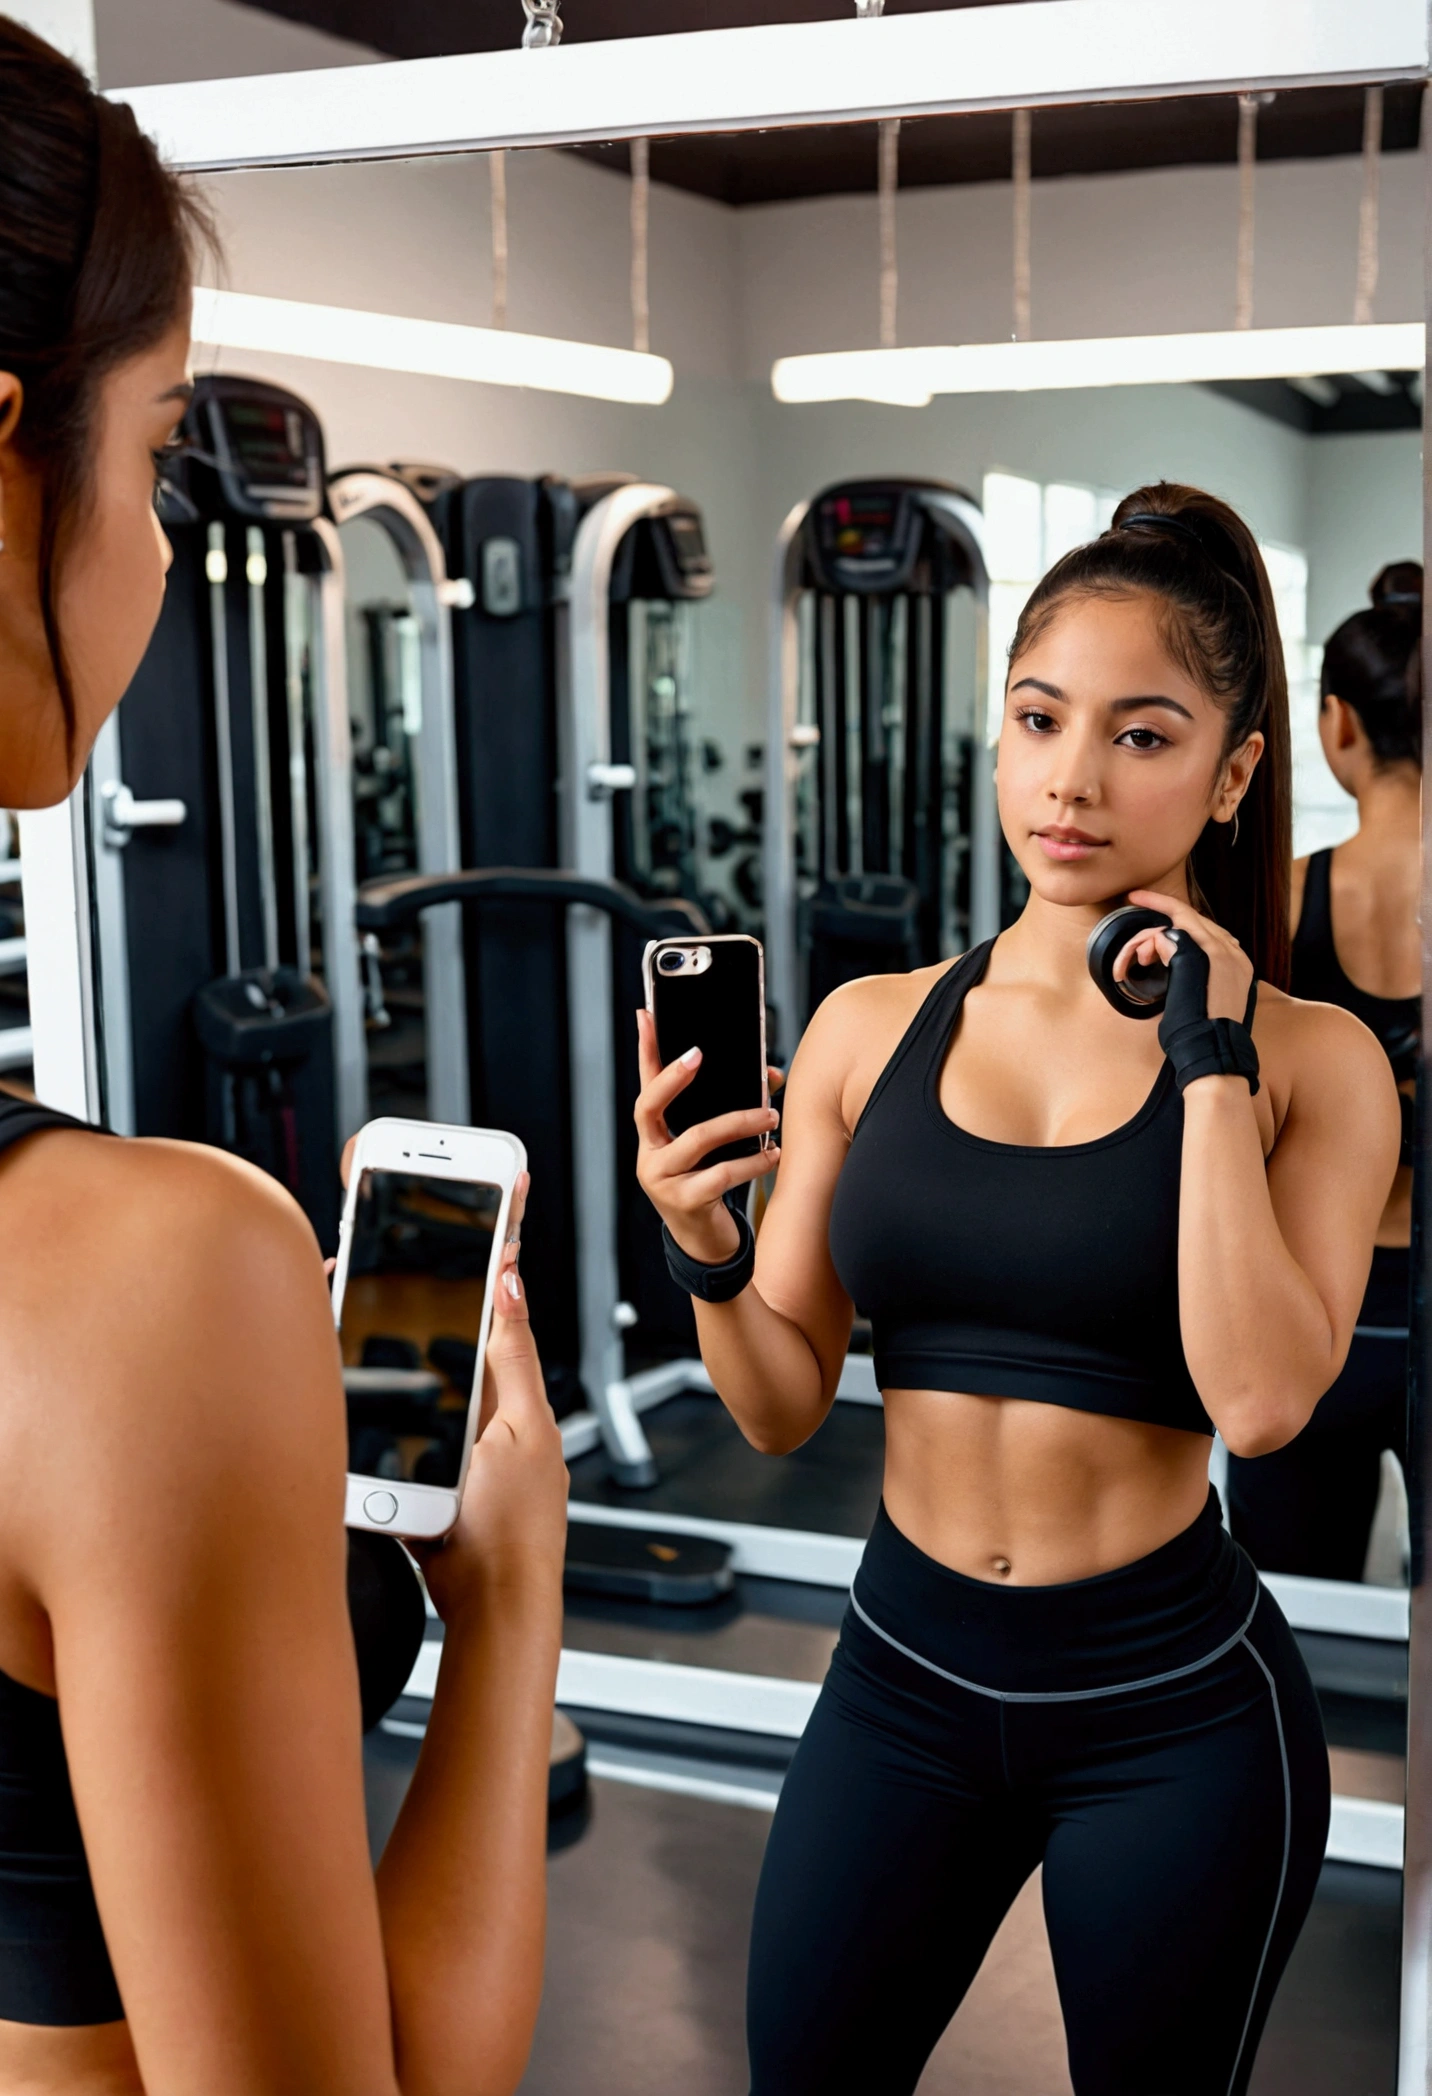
586, 762, 637, 798
100, 780, 188, 849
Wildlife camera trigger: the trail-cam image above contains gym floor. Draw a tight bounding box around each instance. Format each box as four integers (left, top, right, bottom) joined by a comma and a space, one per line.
365, 1397, 1405, 2091
365, 1730, 1400, 2095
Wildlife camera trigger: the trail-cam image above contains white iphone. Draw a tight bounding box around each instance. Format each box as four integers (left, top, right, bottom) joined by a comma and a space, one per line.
329, 1117, 527, 1539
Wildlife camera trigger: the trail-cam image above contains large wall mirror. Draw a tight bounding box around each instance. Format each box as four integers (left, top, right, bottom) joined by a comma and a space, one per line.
22, 5, 1428, 2089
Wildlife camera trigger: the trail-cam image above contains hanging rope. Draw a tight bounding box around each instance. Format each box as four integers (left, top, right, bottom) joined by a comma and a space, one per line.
1353, 84, 1384, 325
878, 118, 900, 350
1012, 109, 1032, 342
489, 150, 508, 331
1234, 93, 1260, 330
631, 137, 651, 355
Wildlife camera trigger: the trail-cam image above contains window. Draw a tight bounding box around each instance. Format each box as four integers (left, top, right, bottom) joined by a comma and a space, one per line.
982, 475, 1339, 855
982, 472, 1118, 743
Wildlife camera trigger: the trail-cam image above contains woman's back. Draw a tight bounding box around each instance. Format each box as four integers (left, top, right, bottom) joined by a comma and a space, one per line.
1292, 828, 1420, 1012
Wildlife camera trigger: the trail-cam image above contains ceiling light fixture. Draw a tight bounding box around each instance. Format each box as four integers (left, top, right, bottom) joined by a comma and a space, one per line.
770, 321, 1424, 407
191, 286, 674, 407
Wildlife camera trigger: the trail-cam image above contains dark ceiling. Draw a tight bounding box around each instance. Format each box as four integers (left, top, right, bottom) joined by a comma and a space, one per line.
570, 89, 1424, 207
236, 1, 1422, 207
241, 0, 1025, 54
1208, 372, 1423, 437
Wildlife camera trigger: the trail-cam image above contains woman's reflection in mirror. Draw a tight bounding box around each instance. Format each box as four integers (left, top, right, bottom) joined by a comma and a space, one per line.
1228, 562, 1422, 1582
637, 482, 1400, 2095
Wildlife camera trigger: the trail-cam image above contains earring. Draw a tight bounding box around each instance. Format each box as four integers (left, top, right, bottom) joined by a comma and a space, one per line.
1231, 806, 1241, 849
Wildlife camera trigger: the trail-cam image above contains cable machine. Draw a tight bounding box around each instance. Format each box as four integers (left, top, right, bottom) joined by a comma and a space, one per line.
764, 478, 996, 1057
87, 375, 363, 1245
355, 473, 721, 1488
328, 467, 470, 1125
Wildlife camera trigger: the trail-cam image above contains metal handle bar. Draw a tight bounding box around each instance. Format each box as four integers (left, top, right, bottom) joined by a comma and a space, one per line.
100, 780, 188, 849
355, 865, 709, 940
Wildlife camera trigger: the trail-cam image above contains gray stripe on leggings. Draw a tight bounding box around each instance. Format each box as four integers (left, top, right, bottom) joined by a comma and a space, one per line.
846, 1586, 1260, 1704
1226, 1635, 1291, 2096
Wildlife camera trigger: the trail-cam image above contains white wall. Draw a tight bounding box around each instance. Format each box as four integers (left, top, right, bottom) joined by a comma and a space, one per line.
96, 0, 378, 88
1306, 429, 1425, 641
8, 0, 95, 76
193, 144, 1423, 765
737, 153, 1425, 372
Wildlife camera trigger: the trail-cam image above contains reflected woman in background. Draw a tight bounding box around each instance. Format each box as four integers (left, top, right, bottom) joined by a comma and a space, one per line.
1228, 563, 1422, 1582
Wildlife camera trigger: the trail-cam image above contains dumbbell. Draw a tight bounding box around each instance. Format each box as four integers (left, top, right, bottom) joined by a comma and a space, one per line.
1086, 904, 1175, 1019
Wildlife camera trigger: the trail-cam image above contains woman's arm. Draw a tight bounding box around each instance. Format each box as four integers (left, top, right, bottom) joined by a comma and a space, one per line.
634, 988, 869, 1454
1127, 891, 1400, 1457
14, 1132, 563, 2096
1179, 1004, 1399, 1455
377, 1242, 565, 2096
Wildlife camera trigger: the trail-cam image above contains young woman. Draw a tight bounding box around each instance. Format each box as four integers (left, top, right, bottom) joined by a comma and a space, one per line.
1228, 565, 1421, 1581
636, 484, 1399, 2095
0, 20, 566, 2095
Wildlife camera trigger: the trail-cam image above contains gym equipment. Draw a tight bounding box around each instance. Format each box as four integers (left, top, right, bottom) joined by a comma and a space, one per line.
348, 1529, 428, 1732
87, 375, 364, 1244
411, 477, 726, 1467
1086, 904, 1173, 1016
355, 868, 701, 1474
764, 479, 995, 1056
329, 467, 471, 1124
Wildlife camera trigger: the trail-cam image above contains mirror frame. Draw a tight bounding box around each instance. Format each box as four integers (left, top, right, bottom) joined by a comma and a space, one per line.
18, 0, 1431, 2077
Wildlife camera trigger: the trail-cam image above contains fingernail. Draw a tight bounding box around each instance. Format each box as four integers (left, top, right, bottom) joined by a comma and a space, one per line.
681, 1046, 701, 1067
504, 1269, 521, 1300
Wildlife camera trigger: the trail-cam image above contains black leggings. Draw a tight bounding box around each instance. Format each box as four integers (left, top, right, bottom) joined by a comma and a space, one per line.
747, 1495, 1328, 2096
1227, 1244, 1409, 1581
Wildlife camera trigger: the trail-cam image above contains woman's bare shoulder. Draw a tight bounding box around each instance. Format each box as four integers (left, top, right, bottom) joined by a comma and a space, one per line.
0, 1127, 318, 1296
0, 1132, 340, 1506
1257, 982, 1399, 1107
794, 960, 955, 1127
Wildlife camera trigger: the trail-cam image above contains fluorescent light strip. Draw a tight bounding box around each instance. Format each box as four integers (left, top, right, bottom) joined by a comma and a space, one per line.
771, 322, 1426, 406
191, 287, 674, 407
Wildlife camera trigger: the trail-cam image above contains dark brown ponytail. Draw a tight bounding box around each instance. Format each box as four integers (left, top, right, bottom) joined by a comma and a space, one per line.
1008, 481, 1293, 989
1319, 561, 1422, 770
0, 15, 213, 746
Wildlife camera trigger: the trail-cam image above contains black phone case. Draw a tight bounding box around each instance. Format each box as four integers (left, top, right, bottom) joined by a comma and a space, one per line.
650, 939, 766, 1166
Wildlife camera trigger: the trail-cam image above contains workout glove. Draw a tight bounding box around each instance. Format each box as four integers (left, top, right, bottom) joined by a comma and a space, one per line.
1157, 931, 1260, 1097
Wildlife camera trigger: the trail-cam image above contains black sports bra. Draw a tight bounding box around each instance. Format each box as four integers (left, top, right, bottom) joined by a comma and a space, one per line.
829, 942, 1213, 1437
1291, 849, 1419, 1079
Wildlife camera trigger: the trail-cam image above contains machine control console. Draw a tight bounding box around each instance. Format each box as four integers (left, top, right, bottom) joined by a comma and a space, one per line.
163, 375, 328, 525
808, 483, 923, 594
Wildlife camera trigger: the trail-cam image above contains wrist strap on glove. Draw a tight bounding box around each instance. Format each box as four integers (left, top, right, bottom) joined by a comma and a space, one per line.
1158, 932, 1261, 1097
663, 1193, 756, 1302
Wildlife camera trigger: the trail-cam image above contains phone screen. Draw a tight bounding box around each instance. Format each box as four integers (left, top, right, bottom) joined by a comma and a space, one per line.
338, 1166, 503, 1490
650, 938, 766, 1164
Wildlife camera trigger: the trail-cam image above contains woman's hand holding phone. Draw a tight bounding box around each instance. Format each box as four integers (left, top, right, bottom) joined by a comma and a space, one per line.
412, 1173, 568, 1621
634, 1009, 784, 1264
329, 1155, 567, 1620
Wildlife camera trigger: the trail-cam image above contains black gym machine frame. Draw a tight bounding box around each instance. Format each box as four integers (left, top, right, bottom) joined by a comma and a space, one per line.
764, 478, 999, 1058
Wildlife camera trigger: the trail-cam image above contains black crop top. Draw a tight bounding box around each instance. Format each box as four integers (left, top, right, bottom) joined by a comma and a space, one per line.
829, 943, 1213, 1436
